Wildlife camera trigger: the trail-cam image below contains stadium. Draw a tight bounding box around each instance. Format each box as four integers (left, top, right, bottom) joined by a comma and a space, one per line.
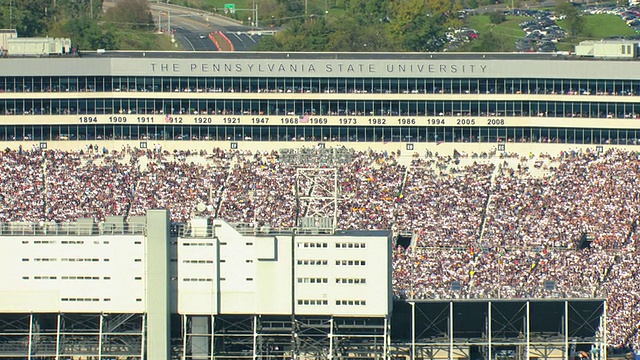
0, 51, 637, 360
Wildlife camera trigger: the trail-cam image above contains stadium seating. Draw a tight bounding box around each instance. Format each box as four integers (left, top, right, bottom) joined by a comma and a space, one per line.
0, 146, 637, 350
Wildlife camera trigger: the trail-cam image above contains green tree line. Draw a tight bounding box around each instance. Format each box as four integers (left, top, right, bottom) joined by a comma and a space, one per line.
256, 0, 464, 52
0, 0, 155, 50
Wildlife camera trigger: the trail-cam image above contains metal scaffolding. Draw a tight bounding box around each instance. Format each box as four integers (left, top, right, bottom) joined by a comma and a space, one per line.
180, 314, 389, 359
390, 299, 606, 360
296, 168, 338, 233
0, 313, 145, 359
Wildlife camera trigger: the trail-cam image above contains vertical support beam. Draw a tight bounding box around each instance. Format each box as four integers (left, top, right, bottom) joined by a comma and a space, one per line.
328, 317, 334, 359
210, 315, 215, 360
27, 313, 33, 360
384, 316, 389, 360
449, 301, 454, 360
182, 315, 188, 360
98, 314, 104, 360
488, 301, 492, 360
601, 300, 607, 360
411, 302, 416, 360
141, 314, 147, 360
146, 209, 171, 360
55, 313, 61, 360
255, 3, 259, 29
526, 301, 531, 360
253, 315, 258, 360
564, 300, 569, 360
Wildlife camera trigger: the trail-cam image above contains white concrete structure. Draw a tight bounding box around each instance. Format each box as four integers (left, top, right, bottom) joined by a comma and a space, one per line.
0, 214, 392, 359
575, 40, 638, 58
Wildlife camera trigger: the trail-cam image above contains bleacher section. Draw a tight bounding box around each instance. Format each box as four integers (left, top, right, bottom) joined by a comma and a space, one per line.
0, 146, 638, 349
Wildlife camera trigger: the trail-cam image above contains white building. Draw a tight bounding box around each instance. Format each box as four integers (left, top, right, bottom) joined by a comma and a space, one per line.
0, 211, 393, 359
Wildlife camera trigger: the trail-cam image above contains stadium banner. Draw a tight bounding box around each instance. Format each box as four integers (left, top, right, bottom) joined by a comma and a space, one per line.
1, 115, 640, 129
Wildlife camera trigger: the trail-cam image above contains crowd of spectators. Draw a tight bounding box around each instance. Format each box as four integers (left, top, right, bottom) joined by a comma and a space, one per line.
0, 145, 637, 349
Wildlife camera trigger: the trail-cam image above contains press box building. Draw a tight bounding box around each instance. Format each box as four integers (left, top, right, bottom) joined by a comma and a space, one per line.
0, 211, 393, 360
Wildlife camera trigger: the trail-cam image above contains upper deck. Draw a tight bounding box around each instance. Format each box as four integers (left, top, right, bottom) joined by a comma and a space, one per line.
2, 50, 640, 80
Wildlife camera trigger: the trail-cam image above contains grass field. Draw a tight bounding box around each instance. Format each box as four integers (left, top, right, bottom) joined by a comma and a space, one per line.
464, 15, 526, 51
559, 14, 636, 39
464, 13, 635, 52
555, 14, 635, 51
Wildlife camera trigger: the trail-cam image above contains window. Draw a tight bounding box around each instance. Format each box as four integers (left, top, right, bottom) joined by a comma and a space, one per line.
297, 259, 328, 265
336, 299, 367, 306
183, 278, 213, 282
297, 277, 328, 284
61, 258, 99, 262
183, 242, 214, 246
183, 260, 214, 264
336, 278, 367, 284
336, 260, 366, 266
61, 298, 100, 302
297, 242, 328, 248
61, 240, 84, 244
298, 299, 328, 305
336, 242, 366, 249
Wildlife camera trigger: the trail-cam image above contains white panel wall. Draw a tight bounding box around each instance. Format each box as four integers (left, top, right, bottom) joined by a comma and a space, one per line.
294, 234, 391, 317
256, 236, 292, 314
175, 221, 391, 317
177, 237, 218, 314
177, 221, 294, 315
216, 222, 258, 313
0, 235, 146, 313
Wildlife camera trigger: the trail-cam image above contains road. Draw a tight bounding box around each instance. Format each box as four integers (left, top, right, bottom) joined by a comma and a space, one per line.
102, 0, 265, 51
148, 2, 264, 51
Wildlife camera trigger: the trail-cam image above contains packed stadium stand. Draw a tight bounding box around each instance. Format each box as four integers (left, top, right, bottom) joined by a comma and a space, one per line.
0, 50, 639, 359
0, 145, 638, 355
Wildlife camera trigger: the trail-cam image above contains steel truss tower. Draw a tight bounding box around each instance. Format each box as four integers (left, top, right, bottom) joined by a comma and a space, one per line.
296, 168, 338, 233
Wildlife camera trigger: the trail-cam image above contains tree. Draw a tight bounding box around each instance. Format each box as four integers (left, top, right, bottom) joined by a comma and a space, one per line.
0, 0, 51, 36
489, 11, 506, 24
55, 17, 118, 50
389, 0, 446, 52
555, 1, 584, 38
467, 30, 505, 51
104, 0, 154, 30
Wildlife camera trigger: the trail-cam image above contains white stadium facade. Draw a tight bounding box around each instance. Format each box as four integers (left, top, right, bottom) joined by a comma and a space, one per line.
0, 51, 636, 359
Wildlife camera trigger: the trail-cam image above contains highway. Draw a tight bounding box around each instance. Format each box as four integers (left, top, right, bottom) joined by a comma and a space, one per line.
148, 2, 264, 51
